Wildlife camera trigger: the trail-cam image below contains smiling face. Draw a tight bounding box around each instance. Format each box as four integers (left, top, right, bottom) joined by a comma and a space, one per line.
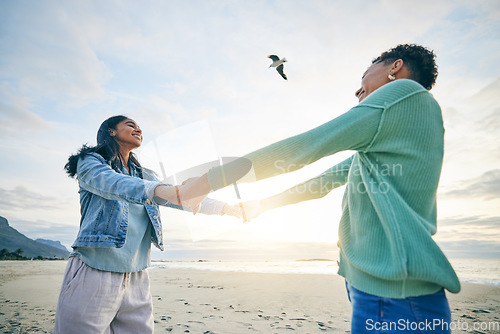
355, 61, 394, 103
111, 118, 143, 151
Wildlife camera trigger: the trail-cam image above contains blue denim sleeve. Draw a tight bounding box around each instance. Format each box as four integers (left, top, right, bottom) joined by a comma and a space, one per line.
77, 153, 161, 205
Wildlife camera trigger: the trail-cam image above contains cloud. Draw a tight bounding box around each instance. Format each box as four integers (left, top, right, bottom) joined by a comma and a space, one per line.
437, 239, 500, 259
439, 215, 500, 228
443, 170, 500, 200
478, 107, 500, 133
0, 2, 110, 104
440, 76, 500, 148
434, 215, 500, 258
0, 94, 49, 137
436, 215, 500, 245
438, 77, 500, 202
0, 186, 62, 211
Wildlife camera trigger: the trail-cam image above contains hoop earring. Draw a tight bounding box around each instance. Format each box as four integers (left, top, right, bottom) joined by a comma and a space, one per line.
388, 73, 396, 81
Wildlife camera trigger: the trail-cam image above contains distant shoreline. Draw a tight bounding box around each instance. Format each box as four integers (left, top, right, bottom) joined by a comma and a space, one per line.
0, 258, 67, 261
151, 259, 335, 262
149, 259, 500, 287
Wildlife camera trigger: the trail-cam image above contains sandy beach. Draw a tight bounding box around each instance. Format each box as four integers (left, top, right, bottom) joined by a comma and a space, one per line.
0, 261, 499, 333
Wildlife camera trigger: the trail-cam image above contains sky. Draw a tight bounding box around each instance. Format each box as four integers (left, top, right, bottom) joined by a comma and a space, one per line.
0, 0, 499, 261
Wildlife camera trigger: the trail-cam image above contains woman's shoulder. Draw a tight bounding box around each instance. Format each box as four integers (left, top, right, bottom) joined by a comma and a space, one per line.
78, 151, 106, 163
76, 152, 109, 173
140, 166, 161, 181
390, 78, 426, 90
384, 79, 428, 98
361, 79, 430, 108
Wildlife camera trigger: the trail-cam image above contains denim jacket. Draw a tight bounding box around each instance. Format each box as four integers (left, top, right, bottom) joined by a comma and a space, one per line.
72, 152, 224, 251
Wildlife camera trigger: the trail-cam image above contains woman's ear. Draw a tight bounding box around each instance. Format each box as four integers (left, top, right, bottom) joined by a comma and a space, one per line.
392, 59, 404, 74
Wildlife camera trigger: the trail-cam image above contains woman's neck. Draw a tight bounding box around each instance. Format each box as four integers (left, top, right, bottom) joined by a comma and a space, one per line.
119, 147, 131, 171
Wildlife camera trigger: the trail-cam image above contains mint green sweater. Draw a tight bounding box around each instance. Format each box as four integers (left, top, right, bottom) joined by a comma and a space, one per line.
208, 79, 460, 298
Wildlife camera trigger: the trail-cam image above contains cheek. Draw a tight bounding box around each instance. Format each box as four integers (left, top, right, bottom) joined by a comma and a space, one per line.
365, 75, 385, 93
361, 77, 372, 91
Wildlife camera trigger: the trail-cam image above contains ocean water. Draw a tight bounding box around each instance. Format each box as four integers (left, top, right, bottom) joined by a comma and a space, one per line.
448, 258, 500, 286
151, 258, 500, 286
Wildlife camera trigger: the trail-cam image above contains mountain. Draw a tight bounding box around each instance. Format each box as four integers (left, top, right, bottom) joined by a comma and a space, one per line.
35, 239, 69, 253
0, 216, 69, 259
0, 216, 8, 228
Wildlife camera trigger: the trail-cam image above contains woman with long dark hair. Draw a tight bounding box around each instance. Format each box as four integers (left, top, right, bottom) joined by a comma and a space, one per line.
54, 115, 239, 333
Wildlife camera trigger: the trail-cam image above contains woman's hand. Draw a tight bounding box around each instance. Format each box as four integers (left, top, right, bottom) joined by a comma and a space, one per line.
153, 176, 210, 213
153, 184, 178, 205
219, 201, 265, 222
178, 174, 211, 214
222, 204, 243, 219
237, 200, 265, 222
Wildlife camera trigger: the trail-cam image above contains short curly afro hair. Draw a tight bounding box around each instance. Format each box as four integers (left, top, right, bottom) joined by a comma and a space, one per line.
372, 44, 438, 90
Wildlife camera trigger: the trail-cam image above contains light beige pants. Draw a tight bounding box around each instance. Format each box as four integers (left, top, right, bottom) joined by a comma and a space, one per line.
54, 256, 154, 334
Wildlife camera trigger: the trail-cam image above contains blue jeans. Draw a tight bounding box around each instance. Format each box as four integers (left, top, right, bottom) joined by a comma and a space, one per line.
345, 281, 451, 334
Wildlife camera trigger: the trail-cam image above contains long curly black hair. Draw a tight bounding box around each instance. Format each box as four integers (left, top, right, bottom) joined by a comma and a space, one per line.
373, 44, 438, 90
64, 115, 142, 178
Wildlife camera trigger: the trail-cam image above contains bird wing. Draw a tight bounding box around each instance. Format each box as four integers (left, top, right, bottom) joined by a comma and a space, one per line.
268, 55, 280, 62
276, 64, 287, 80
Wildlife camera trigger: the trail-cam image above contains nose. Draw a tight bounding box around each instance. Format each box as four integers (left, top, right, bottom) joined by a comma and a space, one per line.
355, 87, 362, 98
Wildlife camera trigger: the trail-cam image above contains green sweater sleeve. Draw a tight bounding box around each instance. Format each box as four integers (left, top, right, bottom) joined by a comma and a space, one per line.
208, 103, 382, 191
263, 155, 353, 210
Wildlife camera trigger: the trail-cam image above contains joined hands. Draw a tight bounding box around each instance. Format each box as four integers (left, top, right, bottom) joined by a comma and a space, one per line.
155, 174, 266, 222
222, 200, 265, 222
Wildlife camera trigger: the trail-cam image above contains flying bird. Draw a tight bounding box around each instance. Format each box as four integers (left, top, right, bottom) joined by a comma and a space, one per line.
268, 55, 287, 80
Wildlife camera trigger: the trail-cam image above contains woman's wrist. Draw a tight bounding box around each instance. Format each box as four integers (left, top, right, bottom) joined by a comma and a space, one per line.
154, 184, 177, 204
221, 204, 228, 215
198, 173, 211, 195
175, 185, 181, 205
257, 199, 268, 212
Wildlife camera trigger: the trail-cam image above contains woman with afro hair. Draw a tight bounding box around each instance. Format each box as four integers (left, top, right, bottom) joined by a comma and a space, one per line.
182, 44, 460, 333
